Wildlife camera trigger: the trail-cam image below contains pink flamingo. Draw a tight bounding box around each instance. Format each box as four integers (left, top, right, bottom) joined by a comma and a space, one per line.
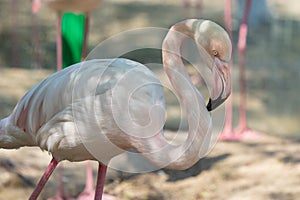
220, 0, 264, 140
0, 19, 232, 200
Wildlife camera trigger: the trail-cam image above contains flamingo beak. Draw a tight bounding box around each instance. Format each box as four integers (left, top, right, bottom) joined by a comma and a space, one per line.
206, 57, 231, 111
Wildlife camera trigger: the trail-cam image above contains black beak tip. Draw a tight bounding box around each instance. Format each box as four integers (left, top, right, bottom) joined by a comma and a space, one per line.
206, 98, 213, 111
206, 97, 227, 112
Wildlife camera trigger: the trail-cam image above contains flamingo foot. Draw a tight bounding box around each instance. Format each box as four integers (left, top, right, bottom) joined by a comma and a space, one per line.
47, 194, 63, 200
47, 190, 75, 200
219, 131, 243, 141
77, 162, 116, 200
220, 125, 265, 141
235, 126, 265, 140
76, 189, 94, 200
47, 190, 116, 200
77, 190, 116, 200
219, 125, 243, 141
101, 193, 117, 200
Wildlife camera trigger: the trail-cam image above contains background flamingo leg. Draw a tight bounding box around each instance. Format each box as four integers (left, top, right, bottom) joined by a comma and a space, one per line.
76, 161, 95, 200
235, 0, 264, 140
47, 164, 67, 200
81, 14, 90, 61
182, 0, 190, 9
220, 0, 264, 141
219, 0, 242, 141
195, 0, 202, 17
56, 12, 63, 71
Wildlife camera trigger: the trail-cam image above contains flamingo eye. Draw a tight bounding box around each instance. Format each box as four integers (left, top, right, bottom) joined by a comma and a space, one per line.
212, 50, 218, 56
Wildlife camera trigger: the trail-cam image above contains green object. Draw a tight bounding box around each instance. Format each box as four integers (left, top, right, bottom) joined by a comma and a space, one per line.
62, 12, 85, 68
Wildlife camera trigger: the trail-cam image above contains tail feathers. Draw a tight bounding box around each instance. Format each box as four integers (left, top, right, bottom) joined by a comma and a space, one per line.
0, 117, 33, 149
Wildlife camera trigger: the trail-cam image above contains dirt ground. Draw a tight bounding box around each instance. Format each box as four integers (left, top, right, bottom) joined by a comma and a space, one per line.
0, 131, 299, 200
0, 0, 300, 200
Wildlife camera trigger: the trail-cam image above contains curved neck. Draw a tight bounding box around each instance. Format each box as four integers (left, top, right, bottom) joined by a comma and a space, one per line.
132, 20, 213, 170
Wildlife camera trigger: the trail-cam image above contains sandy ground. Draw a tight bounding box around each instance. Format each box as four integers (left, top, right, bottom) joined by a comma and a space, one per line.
0, 124, 299, 200
0, 0, 300, 199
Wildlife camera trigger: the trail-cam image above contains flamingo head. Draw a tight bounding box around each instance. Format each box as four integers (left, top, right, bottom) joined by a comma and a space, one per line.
196, 20, 232, 111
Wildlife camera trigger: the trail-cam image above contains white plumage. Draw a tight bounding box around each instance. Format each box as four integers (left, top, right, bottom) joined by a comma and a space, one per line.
0, 19, 232, 200
1, 59, 164, 160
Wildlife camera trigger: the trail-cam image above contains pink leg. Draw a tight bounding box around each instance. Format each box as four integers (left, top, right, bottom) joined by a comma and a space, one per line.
237, 21, 248, 135
81, 13, 90, 61
11, 0, 20, 67
47, 164, 66, 200
182, 0, 190, 9
220, 0, 242, 141
77, 161, 95, 200
235, 0, 264, 139
195, 0, 202, 17
29, 158, 58, 200
95, 164, 107, 200
219, 94, 243, 141
94, 163, 116, 200
78, 162, 115, 200
56, 11, 63, 71
32, 0, 41, 13
182, 0, 190, 18
31, 12, 42, 70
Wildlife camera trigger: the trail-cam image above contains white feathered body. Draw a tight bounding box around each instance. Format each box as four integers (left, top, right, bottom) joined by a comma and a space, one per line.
0, 58, 165, 162
0, 19, 231, 170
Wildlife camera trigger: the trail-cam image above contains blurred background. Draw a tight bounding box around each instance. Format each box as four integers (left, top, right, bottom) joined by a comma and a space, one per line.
0, 0, 299, 199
